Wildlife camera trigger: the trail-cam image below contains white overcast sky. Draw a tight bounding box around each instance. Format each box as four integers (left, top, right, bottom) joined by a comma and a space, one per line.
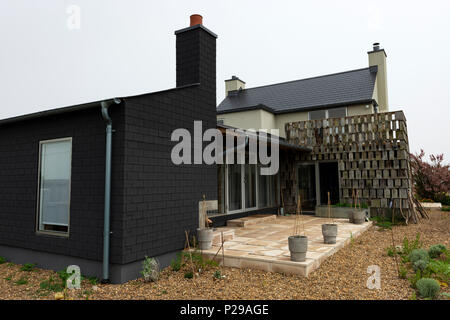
1, 0, 449, 161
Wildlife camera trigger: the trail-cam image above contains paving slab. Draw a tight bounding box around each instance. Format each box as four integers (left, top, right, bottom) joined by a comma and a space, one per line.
197, 214, 372, 277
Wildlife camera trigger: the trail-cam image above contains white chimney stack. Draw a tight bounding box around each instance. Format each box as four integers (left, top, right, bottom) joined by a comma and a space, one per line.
225, 76, 245, 96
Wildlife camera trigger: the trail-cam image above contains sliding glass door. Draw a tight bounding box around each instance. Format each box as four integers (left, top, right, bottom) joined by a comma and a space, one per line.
244, 164, 257, 210
227, 164, 242, 212
226, 164, 257, 213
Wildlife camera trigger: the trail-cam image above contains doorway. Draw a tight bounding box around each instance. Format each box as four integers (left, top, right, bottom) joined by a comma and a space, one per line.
319, 162, 340, 205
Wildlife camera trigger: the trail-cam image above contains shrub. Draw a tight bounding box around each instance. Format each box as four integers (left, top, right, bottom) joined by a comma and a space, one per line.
399, 266, 408, 279
170, 252, 183, 271
428, 244, 447, 259
386, 246, 395, 257
182, 250, 218, 271
14, 277, 28, 285
413, 259, 428, 272
426, 260, 450, 282
410, 150, 450, 201
416, 278, 440, 299
409, 270, 422, 287
442, 206, 450, 212
87, 276, 99, 285
184, 271, 193, 279
409, 249, 429, 264
171, 259, 181, 271
20, 263, 36, 272
39, 276, 64, 293
57, 269, 74, 287
435, 193, 450, 206
0, 257, 6, 264
140, 256, 160, 282
213, 270, 222, 279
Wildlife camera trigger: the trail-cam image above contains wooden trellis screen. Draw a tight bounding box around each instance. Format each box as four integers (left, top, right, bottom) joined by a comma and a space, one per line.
285, 111, 413, 212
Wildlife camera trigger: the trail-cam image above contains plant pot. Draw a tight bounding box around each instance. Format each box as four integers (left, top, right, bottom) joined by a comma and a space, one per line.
288, 235, 308, 262
197, 228, 213, 250
322, 224, 338, 244
352, 210, 366, 224
348, 210, 354, 223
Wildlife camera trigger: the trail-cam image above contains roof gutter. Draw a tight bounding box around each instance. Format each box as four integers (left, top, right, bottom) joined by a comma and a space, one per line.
100, 98, 121, 283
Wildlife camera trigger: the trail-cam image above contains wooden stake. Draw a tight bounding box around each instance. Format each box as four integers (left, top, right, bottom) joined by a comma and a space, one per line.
390, 203, 400, 278
221, 231, 225, 272
184, 230, 196, 280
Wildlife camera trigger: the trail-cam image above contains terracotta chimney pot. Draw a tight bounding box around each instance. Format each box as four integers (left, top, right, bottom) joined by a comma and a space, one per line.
190, 14, 203, 26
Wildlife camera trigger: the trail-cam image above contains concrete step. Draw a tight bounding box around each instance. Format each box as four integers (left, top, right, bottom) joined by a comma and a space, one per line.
226, 214, 277, 228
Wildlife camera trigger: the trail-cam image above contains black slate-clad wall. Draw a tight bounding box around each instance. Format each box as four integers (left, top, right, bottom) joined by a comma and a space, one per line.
0, 106, 126, 264
118, 25, 217, 264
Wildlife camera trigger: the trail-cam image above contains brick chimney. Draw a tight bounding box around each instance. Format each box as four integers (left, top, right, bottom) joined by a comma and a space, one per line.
175, 14, 217, 99
368, 42, 389, 112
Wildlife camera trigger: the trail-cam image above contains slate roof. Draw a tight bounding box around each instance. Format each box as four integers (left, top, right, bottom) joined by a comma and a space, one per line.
217, 66, 378, 114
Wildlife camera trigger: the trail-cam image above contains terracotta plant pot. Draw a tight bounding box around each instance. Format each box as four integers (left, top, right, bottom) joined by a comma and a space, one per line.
288, 235, 308, 262
322, 224, 338, 244
197, 228, 213, 250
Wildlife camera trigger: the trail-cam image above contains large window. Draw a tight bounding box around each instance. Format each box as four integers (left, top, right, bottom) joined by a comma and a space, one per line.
309, 109, 327, 120
244, 164, 257, 209
219, 163, 278, 215
37, 138, 72, 234
309, 107, 347, 120
258, 166, 277, 208
327, 107, 347, 119
227, 164, 242, 212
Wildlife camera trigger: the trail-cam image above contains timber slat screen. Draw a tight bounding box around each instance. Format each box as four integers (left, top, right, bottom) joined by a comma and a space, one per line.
285, 111, 412, 211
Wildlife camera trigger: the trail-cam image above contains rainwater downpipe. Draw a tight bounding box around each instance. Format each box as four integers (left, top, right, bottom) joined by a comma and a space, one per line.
100, 98, 121, 283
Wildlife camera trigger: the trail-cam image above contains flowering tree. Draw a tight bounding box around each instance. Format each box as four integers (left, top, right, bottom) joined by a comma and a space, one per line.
410, 150, 450, 203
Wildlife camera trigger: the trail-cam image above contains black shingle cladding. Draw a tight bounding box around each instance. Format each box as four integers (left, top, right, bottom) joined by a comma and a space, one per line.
0, 23, 217, 268
217, 66, 378, 114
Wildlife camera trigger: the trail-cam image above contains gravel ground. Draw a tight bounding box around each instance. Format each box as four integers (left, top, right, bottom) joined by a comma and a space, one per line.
1, 210, 448, 300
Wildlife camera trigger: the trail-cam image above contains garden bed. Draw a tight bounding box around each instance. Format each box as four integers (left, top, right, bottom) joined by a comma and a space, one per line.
0, 210, 448, 300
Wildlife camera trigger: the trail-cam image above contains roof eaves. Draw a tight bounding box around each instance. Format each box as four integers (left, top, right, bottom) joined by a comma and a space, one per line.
0, 83, 201, 127
273, 99, 376, 114
0, 99, 116, 127
217, 123, 311, 153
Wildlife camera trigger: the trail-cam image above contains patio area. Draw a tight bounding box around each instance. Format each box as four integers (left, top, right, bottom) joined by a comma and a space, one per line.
202, 214, 372, 276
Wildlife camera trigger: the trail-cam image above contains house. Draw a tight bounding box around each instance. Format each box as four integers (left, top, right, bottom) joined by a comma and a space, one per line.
0, 15, 219, 283
0, 14, 413, 284
214, 43, 413, 218
217, 43, 388, 138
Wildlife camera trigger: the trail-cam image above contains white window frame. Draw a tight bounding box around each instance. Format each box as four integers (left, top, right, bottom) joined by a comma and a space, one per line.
36, 137, 73, 236
223, 163, 279, 215
225, 164, 259, 215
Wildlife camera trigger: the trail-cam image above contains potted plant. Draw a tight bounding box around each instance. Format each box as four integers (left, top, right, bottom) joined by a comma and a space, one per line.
288, 194, 308, 262
197, 195, 213, 250
352, 190, 366, 224
322, 192, 338, 244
